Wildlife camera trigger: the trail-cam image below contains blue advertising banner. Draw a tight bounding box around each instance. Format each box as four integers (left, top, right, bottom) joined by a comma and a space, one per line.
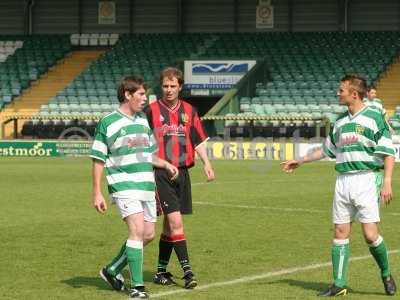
184, 60, 256, 96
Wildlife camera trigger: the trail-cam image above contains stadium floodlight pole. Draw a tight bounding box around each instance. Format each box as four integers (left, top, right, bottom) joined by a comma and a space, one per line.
30, 0, 35, 34
24, 0, 35, 35
344, 0, 349, 33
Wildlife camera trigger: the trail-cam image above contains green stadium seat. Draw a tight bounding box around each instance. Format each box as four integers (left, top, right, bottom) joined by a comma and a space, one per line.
259, 96, 273, 104
273, 104, 285, 113
251, 104, 264, 115
263, 104, 276, 115
296, 104, 307, 112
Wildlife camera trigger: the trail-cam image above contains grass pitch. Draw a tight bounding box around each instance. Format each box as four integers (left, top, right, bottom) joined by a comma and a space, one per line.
1, 158, 399, 299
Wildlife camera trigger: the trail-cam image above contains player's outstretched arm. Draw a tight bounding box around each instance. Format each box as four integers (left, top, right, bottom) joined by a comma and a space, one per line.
152, 154, 179, 180
92, 159, 107, 214
195, 142, 215, 182
381, 155, 395, 206
281, 148, 325, 173
281, 160, 302, 173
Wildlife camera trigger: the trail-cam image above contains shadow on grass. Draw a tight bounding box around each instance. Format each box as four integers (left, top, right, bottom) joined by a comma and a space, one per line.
268, 279, 385, 297
267, 279, 326, 293
61, 276, 110, 290
61, 271, 155, 290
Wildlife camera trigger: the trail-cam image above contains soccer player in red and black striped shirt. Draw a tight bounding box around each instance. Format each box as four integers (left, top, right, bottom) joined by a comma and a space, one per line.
145, 67, 215, 289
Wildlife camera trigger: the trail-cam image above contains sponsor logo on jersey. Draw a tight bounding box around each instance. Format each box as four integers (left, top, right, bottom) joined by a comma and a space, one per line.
160, 124, 186, 137
127, 137, 149, 148
339, 135, 359, 146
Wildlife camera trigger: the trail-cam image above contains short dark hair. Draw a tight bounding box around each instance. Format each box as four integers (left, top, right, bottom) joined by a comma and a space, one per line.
340, 74, 367, 99
160, 67, 184, 86
117, 76, 147, 103
368, 85, 377, 92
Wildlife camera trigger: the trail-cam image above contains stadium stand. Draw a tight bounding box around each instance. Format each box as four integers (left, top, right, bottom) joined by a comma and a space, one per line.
0, 35, 71, 108
197, 31, 400, 137
7, 31, 400, 139
194, 32, 399, 137
35, 33, 211, 118
220, 32, 399, 115
376, 60, 400, 110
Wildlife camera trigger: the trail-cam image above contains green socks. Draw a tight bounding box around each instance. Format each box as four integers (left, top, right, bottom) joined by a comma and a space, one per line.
369, 235, 391, 279
332, 239, 350, 288
105, 240, 146, 287
106, 242, 127, 276
126, 240, 144, 287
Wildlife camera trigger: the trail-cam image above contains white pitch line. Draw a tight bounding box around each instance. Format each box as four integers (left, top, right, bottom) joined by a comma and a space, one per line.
387, 212, 400, 216
194, 201, 400, 217
194, 201, 326, 214
192, 177, 400, 186
191, 179, 325, 186
146, 250, 399, 299
191, 183, 400, 217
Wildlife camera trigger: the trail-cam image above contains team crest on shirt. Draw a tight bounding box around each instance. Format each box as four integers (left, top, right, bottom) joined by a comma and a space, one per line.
181, 113, 189, 124
355, 125, 364, 135
120, 128, 127, 136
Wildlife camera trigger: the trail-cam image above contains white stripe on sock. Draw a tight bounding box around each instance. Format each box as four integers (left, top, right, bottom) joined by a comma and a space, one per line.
369, 235, 383, 248
126, 239, 143, 249
333, 239, 349, 246
109, 254, 127, 272
337, 247, 345, 280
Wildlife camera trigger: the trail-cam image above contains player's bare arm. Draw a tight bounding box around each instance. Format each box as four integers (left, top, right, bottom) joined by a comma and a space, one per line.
381, 155, 395, 206
195, 142, 215, 181
92, 159, 107, 213
281, 148, 325, 173
152, 154, 179, 180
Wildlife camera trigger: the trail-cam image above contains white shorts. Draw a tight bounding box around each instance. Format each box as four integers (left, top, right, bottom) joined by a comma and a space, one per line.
113, 197, 157, 222
332, 171, 382, 224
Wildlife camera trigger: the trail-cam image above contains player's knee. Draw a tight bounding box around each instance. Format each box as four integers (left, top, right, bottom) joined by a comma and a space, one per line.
334, 227, 350, 239
142, 220, 156, 244
361, 224, 379, 244
363, 232, 379, 244
144, 230, 155, 244
166, 213, 184, 234
128, 227, 144, 241
169, 221, 184, 235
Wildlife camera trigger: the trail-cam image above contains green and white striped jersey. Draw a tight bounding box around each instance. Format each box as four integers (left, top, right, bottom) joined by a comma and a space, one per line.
90, 110, 157, 200
363, 98, 385, 114
323, 106, 395, 174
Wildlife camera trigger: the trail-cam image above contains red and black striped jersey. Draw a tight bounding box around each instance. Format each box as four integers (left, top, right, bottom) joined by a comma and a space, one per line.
144, 99, 208, 168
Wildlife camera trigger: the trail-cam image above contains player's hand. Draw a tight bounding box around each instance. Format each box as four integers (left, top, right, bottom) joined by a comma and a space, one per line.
93, 193, 107, 213
280, 160, 302, 173
165, 162, 179, 181
380, 180, 393, 206
203, 163, 215, 182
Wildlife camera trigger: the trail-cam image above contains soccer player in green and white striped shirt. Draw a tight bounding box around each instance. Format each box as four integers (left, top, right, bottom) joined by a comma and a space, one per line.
281, 74, 396, 297
363, 86, 386, 114
91, 76, 178, 299
362, 85, 396, 135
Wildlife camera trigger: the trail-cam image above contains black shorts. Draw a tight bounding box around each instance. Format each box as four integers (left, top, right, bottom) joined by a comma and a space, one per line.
155, 167, 192, 215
